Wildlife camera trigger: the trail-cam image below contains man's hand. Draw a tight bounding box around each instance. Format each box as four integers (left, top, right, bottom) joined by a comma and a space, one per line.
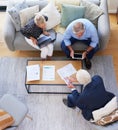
67, 45, 74, 58
64, 77, 76, 89
70, 50, 74, 58
68, 77, 77, 82
67, 82, 75, 89
82, 51, 87, 59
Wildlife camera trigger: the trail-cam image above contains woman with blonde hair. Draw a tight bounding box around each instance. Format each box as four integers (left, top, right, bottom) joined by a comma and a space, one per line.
21, 13, 53, 59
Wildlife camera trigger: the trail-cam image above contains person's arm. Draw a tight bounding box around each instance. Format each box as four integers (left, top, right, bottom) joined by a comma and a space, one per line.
30, 36, 37, 45
67, 45, 74, 58
82, 23, 99, 59
82, 46, 94, 59
63, 26, 74, 57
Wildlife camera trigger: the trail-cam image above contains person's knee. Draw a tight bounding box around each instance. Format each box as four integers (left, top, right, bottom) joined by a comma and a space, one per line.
48, 44, 53, 50
40, 47, 48, 58
61, 40, 66, 50
47, 44, 54, 56
68, 94, 74, 101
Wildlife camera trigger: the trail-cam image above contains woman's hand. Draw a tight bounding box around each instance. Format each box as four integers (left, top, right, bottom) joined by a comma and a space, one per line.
43, 31, 50, 36
30, 37, 37, 45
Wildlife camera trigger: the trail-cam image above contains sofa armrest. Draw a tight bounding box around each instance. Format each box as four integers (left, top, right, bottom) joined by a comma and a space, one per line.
97, 0, 110, 50
3, 13, 15, 51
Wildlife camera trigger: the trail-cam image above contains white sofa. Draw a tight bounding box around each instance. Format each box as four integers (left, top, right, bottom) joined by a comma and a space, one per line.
3, 0, 110, 51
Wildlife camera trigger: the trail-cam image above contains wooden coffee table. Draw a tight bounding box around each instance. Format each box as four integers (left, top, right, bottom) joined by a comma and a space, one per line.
25, 59, 83, 94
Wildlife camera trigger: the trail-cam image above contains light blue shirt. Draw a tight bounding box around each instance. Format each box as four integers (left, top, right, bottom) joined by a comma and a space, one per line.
63, 18, 99, 48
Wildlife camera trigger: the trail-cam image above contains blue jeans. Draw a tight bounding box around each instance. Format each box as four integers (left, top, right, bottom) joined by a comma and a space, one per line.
61, 37, 99, 59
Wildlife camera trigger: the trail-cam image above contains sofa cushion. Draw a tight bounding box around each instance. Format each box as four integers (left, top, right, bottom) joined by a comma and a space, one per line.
53, 0, 80, 12
0, 109, 14, 130
92, 97, 118, 122
7, 1, 28, 31
80, 0, 103, 26
40, 1, 61, 30
61, 4, 85, 27
19, 5, 39, 28
95, 109, 118, 126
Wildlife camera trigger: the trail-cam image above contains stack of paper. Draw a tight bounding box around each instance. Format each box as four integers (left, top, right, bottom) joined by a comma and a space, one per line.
42, 65, 55, 81
57, 63, 77, 83
26, 64, 40, 81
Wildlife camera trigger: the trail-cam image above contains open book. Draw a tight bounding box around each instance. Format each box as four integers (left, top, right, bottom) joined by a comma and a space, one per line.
37, 29, 57, 48
26, 64, 40, 81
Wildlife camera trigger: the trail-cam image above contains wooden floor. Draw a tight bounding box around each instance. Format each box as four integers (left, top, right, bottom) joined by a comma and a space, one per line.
0, 12, 118, 83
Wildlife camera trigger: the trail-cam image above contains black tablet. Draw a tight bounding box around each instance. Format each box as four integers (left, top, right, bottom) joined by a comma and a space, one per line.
72, 53, 82, 60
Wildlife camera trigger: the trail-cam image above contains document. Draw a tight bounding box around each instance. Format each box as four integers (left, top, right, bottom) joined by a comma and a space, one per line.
42, 65, 55, 81
57, 63, 77, 81
26, 64, 40, 81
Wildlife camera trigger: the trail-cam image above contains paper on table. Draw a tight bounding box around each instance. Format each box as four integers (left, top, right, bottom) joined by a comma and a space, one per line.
42, 65, 55, 81
57, 63, 77, 82
26, 64, 40, 81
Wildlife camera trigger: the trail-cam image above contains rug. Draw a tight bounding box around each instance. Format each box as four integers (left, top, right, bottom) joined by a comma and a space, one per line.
0, 56, 118, 130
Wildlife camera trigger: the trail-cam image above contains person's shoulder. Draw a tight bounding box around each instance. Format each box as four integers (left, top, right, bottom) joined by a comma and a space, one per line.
92, 75, 103, 82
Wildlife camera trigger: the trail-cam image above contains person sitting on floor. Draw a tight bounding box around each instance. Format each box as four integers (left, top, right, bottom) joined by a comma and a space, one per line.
61, 18, 99, 69
20, 13, 53, 59
63, 69, 115, 121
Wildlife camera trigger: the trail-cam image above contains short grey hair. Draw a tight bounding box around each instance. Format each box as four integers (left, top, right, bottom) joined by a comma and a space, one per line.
76, 69, 91, 86
34, 13, 46, 26
73, 22, 85, 34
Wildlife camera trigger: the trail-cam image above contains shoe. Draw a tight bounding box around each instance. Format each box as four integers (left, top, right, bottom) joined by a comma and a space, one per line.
84, 58, 92, 69
62, 99, 76, 109
63, 99, 68, 107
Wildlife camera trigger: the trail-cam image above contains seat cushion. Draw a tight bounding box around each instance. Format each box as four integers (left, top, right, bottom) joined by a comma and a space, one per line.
95, 109, 118, 126
61, 4, 85, 27
92, 96, 118, 122
0, 109, 14, 130
0, 94, 28, 126
7, 1, 28, 31
19, 5, 39, 27
80, 0, 103, 26
39, 1, 61, 30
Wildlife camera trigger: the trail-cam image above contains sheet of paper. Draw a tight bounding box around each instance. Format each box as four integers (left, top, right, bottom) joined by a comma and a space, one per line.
42, 65, 55, 81
57, 63, 77, 80
26, 64, 40, 81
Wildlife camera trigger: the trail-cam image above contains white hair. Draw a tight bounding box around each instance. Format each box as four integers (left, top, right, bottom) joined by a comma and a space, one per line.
73, 22, 85, 34
76, 69, 91, 86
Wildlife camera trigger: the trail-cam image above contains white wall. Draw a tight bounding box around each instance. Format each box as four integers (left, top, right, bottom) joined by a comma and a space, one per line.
108, 0, 118, 13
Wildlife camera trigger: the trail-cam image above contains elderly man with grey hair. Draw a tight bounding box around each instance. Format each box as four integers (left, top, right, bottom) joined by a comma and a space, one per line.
63, 69, 115, 121
61, 18, 99, 69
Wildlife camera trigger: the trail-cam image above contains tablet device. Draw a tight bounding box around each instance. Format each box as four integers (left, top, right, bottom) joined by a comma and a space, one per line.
72, 53, 82, 60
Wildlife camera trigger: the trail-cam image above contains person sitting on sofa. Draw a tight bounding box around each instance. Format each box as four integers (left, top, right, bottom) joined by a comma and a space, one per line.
63, 69, 115, 121
20, 13, 53, 59
61, 18, 99, 69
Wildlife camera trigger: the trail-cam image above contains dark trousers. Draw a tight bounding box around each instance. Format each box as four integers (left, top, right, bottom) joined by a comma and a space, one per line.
61, 37, 99, 59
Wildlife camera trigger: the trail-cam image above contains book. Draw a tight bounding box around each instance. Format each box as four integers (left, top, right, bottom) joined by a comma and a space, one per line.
26, 64, 40, 81
37, 29, 57, 48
